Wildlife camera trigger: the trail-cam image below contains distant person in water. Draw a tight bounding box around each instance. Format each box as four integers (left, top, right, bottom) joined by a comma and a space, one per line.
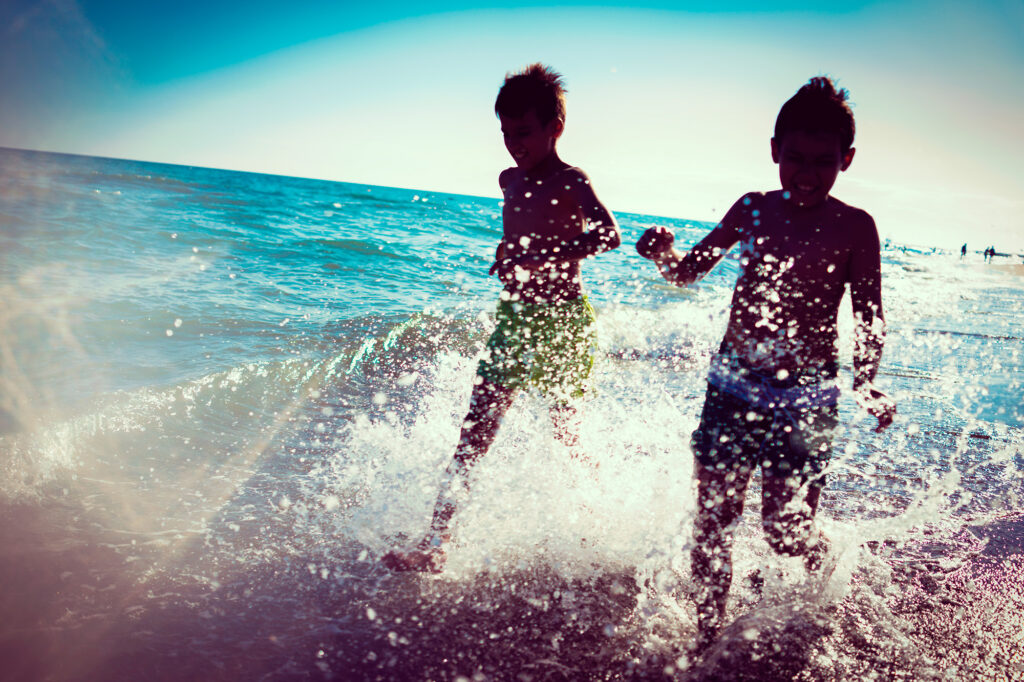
961, 243, 967, 259
636, 76, 896, 648
382, 63, 621, 572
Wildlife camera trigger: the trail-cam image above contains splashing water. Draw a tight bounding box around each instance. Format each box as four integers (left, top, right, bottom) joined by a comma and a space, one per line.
1, 148, 1021, 681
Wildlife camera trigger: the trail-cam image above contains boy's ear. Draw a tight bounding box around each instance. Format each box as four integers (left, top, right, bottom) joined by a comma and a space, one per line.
770, 137, 780, 164
841, 147, 855, 171
549, 117, 565, 139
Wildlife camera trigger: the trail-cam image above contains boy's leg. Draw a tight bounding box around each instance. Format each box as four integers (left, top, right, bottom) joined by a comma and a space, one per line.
534, 296, 595, 462
549, 402, 587, 462
760, 404, 837, 570
761, 471, 828, 571
691, 461, 754, 643
382, 378, 514, 573
425, 378, 516, 538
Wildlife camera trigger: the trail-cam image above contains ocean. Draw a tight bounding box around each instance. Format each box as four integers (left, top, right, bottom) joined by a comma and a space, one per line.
1, 146, 1021, 681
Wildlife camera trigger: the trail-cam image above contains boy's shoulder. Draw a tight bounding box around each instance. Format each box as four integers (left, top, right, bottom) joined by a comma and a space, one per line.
822, 195, 877, 238
560, 165, 589, 180
499, 164, 592, 195
824, 193, 873, 219
559, 165, 594, 194
755, 190, 876, 230
499, 166, 517, 190
725, 191, 878, 256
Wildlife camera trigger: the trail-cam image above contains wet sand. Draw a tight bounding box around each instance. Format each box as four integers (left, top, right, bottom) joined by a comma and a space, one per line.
884, 513, 1024, 680
681, 512, 1024, 681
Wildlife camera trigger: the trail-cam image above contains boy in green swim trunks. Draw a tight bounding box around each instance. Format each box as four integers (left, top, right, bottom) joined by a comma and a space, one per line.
636, 77, 896, 647
383, 63, 621, 572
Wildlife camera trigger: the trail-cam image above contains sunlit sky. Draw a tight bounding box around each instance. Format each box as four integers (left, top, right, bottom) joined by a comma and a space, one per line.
3, 0, 1022, 250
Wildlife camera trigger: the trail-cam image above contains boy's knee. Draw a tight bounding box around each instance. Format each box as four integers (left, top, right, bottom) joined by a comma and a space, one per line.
762, 513, 812, 556
691, 541, 732, 580
764, 532, 803, 557
693, 504, 742, 541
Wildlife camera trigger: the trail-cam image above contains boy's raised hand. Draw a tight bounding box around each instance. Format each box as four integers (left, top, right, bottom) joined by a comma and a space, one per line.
488, 240, 521, 281
636, 226, 675, 260
489, 256, 516, 281
488, 241, 507, 277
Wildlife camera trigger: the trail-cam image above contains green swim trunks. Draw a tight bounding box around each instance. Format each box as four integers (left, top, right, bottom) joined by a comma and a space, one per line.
476, 295, 597, 402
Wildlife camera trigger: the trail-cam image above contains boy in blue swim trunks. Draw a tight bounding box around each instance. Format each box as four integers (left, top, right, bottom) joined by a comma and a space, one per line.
383, 63, 621, 572
636, 77, 896, 646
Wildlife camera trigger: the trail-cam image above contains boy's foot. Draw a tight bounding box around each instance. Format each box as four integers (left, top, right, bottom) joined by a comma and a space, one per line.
382, 533, 450, 573
689, 623, 720, 657
746, 568, 765, 595
691, 603, 724, 656
805, 546, 841, 597
381, 546, 446, 573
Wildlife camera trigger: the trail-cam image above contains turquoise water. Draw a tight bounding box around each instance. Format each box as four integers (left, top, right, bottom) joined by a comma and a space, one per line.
1, 147, 1021, 680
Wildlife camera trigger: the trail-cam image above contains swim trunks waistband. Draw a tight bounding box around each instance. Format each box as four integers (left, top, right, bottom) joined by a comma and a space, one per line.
706, 353, 840, 411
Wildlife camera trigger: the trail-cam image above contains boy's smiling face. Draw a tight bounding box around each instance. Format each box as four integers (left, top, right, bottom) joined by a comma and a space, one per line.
771, 131, 854, 208
499, 109, 562, 171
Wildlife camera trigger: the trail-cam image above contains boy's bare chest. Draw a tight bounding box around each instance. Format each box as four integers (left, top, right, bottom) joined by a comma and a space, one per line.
739, 218, 853, 283
502, 178, 584, 243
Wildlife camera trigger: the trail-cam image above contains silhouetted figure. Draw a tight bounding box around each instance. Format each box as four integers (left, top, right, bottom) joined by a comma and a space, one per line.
636, 76, 895, 650
382, 64, 621, 573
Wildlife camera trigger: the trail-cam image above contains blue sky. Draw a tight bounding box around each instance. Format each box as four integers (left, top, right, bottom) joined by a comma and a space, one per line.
2, 0, 1022, 250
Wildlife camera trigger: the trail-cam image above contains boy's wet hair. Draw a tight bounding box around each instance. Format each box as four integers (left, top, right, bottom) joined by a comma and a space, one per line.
774, 76, 855, 153
494, 63, 567, 124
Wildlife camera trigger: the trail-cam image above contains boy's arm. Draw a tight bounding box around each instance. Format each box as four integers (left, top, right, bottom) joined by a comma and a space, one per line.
848, 213, 896, 431
635, 194, 749, 285
490, 169, 514, 277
